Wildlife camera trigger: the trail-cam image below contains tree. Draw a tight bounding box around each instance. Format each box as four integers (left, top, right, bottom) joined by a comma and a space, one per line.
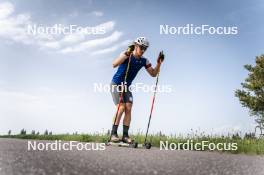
235, 55, 264, 119
44, 130, 49, 135
20, 129, 26, 135
8, 130, 11, 135
31, 130, 36, 135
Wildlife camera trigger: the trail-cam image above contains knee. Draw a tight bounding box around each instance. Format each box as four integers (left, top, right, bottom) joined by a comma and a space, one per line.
119, 103, 126, 111
125, 104, 132, 113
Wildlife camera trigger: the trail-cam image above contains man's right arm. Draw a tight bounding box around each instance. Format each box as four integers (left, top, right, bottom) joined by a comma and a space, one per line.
112, 52, 128, 68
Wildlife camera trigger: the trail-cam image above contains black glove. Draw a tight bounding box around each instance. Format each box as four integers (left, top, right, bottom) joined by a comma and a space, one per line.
125, 44, 135, 56
157, 51, 165, 64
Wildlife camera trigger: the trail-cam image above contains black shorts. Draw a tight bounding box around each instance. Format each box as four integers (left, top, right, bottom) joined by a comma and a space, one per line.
110, 82, 133, 105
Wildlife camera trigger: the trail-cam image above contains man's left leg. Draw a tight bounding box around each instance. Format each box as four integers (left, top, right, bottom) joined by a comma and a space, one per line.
123, 102, 133, 143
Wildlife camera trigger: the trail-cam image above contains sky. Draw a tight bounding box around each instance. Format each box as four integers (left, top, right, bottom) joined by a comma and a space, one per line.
0, 0, 264, 135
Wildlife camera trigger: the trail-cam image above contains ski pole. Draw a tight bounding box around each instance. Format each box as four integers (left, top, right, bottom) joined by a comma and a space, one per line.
109, 53, 132, 141
144, 50, 164, 145
144, 71, 160, 145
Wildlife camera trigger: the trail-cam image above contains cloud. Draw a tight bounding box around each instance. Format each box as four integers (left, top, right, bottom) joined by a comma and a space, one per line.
0, 88, 90, 113
69, 11, 78, 18
96, 21, 115, 31
91, 40, 130, 55
0, 87, 96, 134
0, 2, 58, 47
0, 3, 32, 45
0, 1, 14, 19
59, 31, 123, 54
0, 1, 124, 56
40, 41, 61, 49
69, 10, 103, 18
60, 21, 115, 45
91, 11, 104, 17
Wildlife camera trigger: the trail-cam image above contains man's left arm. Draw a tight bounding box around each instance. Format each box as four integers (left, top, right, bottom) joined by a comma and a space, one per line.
146, 63, 161, 77
146, 51, 164, 77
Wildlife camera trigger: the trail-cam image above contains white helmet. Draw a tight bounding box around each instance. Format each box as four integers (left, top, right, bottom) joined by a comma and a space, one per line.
134, 37, 149, 47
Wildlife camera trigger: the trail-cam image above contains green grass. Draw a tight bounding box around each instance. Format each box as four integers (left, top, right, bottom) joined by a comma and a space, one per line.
1, 133, 263, 155
0, 133, 109, 143
133, 133, 264, 155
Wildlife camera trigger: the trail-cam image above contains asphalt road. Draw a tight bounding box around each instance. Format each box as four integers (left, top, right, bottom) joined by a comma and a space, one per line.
0, 138, 263, 175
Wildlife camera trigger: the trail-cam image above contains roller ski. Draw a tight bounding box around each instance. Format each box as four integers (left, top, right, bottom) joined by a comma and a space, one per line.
106, 135, 138, 148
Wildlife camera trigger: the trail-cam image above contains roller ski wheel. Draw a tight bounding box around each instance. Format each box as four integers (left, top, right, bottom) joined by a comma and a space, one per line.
129, 142, 138, 148
144, 142, 152, 149
106, 140, 138, 149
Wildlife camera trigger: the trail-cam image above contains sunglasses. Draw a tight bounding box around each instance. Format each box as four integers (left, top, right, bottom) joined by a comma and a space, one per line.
138, 45, 148, 51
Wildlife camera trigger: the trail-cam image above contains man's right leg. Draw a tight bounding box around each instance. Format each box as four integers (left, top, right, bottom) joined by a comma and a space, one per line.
111, 103, 125, 142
